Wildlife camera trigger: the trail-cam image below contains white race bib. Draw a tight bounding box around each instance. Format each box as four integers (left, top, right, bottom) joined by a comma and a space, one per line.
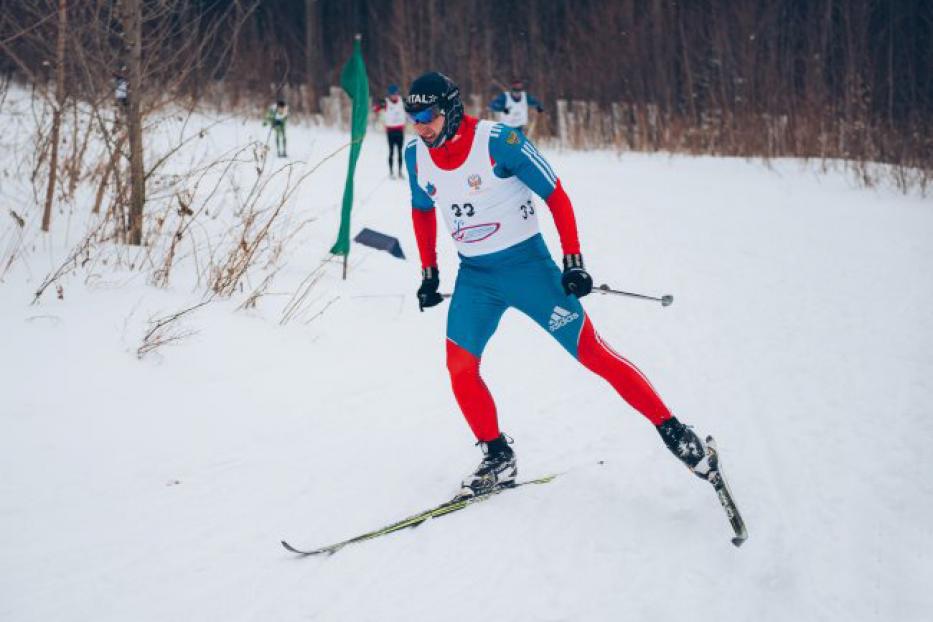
500, 91, 528, 128
384, 98, 406, 127
415, 121, 539, 257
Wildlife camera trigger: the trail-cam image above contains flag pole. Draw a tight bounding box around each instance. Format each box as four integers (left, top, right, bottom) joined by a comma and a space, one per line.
343, 32, 359, 282
329, 32, 369, 281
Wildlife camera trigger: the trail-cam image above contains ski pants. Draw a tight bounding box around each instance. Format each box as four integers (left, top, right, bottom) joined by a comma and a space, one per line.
387, 128, 404, 173
272, 121, 286, 156
446, 234, 671, 442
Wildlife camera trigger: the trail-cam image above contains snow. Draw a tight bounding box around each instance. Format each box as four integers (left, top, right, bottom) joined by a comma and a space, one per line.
1, 90, 932, 621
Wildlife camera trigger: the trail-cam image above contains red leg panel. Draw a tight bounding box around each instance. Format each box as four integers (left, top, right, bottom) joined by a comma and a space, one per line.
576, 314, 672, 425
446, 339, 500, 442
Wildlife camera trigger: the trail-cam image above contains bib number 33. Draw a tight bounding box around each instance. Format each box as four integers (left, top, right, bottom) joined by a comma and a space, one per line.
450, 203, 475, 218
519, 199, 535, 219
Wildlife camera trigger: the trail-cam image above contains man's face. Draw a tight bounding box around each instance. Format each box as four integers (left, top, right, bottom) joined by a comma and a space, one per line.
412, 112, 445, 143
510, 83, 523, 98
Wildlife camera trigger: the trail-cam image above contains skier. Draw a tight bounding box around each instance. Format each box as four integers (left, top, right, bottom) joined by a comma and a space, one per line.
488, 78, 544, 133
373, 84, 407, 178
403, 72, 717, 501
113, 74, 128, 107
263, 100, 288, 157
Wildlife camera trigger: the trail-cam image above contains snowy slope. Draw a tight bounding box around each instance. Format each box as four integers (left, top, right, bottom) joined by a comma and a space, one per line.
1, 97, 932, 622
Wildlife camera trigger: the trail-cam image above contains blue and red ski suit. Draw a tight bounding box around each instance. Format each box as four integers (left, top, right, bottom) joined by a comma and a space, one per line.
405, 115, 672, 442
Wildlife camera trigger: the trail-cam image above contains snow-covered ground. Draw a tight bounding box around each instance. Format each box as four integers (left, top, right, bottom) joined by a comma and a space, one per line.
1, 93, 932, 621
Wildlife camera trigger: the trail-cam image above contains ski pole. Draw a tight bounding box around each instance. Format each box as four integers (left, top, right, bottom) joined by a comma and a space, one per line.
593, 283, 673, 307
443, 286, 672, 306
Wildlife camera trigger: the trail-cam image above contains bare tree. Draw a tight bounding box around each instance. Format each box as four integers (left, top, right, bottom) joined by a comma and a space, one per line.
305, 0, 319, 113
40, 0, 67, 232
119, 0, 145, 245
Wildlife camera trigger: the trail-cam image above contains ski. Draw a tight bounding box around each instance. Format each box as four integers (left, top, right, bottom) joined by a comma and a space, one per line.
281, 474, 557, 557
705, 436, 748, 547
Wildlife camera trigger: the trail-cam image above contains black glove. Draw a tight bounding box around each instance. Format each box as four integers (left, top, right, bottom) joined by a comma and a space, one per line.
536, 105, 544, 113
503, 106, 511, 114
417, 266, 444, 311
561, 254, 593, 298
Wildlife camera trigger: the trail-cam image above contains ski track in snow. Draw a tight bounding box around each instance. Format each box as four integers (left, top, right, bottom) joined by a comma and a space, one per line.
1, 95, 932, 621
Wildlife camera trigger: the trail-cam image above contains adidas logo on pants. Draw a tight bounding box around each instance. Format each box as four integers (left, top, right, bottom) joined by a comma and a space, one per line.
549, 305, 580, 332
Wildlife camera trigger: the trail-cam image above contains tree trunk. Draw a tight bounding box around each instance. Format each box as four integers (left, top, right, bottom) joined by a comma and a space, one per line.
42, 0, 67, 233
305, 0, 319, 113
393, 0, 410, 88
677, 4, 697, 124
122, 0, 146, 246
93, 133, 128, 215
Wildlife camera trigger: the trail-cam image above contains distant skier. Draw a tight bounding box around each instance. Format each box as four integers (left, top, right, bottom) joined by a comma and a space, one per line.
263, 100, 288, 157
113, 74, 128, 107
373, 84, 407, 178
404, 72, 718, 501
488, 78, 544, 133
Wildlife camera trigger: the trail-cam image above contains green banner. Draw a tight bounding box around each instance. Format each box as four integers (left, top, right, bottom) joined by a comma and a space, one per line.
330, 37, 370, 257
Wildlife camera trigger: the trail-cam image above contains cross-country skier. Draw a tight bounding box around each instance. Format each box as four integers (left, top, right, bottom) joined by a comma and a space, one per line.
404, 71, 717, 501
374, 84, 407, 178
113, 74, 128, 107
488, 78, 544, 133
263, 100, 288, 157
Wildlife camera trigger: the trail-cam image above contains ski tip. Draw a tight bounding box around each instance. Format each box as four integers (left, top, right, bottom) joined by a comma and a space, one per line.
281, 540, 316, 556
281, 540, 303, 554
282, 539, 341, 557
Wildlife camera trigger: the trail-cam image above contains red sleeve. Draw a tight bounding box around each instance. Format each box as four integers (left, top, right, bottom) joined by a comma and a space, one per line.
545, 179, 581, 255
411, 207, 438, 269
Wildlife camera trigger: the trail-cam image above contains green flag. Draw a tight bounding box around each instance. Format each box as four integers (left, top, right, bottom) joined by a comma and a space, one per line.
330, 36, 370, 258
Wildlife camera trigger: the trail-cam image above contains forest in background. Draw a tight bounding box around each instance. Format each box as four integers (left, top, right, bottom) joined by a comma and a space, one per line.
2, 0, 931, 181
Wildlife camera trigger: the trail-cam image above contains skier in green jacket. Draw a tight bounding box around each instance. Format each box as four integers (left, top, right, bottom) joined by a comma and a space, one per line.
263, 100, 288, 157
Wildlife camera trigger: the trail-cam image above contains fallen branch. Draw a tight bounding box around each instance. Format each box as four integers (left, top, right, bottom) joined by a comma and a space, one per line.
137, 298, 213, 359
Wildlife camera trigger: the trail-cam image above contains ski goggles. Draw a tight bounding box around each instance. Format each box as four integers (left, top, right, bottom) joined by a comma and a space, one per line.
407, 105, 442, 125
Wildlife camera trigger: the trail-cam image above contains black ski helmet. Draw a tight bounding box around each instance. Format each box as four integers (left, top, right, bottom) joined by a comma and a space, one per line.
404, 71, 464, 148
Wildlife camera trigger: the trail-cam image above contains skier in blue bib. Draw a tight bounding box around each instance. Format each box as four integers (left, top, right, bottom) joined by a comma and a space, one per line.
488, 78, 544, 133
404, 72, 717, 501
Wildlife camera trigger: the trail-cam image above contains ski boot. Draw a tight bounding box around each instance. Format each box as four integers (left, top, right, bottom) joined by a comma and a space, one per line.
454, 434, 517, 501
658, 416, 748, 546
657, 416, 715, 480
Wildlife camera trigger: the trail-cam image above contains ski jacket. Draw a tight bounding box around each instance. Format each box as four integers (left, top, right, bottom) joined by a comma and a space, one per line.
265, 105, 288, 126
405, 115, 579, 268
489, 91, 544, 128
374, 96, 406, 130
